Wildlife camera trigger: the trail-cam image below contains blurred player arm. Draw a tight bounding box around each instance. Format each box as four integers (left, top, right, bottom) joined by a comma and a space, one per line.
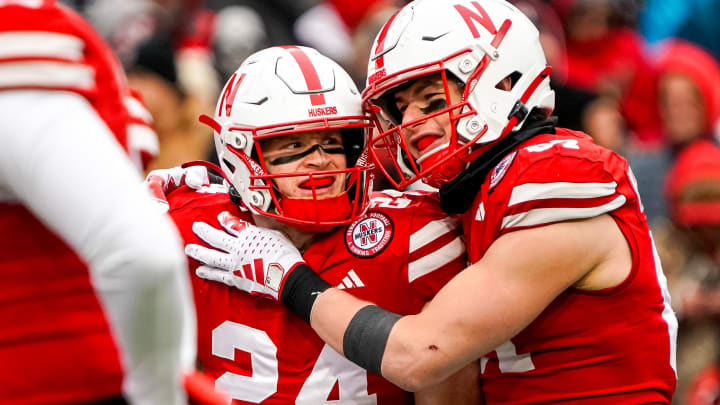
0, 90, 196, 405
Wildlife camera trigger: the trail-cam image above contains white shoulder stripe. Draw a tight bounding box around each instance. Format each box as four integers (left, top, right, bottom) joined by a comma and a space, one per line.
127, 124, 159, 155
501, 195, 627, 229
650, 233, 678, 374
409, 217, 459, 253
124, 95, 153, 123
408, 236, 465, 282
0, 31, 85, 61
0, 61, 94, 89
0, 0, 43, 7
508, 182, 617, 207
377, 189, 405, 198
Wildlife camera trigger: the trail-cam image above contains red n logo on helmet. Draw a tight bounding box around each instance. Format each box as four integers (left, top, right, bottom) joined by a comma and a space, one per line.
454, 1, 498, 39
218, 72, 246, 117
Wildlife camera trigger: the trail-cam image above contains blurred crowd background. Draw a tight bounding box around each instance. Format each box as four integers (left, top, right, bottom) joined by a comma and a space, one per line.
56, 0, 720, 403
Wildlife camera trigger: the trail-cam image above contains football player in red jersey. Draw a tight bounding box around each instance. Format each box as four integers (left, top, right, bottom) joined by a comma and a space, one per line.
159, 45, 479, 404
188, 0, 679, 403
0, 1, 196, 404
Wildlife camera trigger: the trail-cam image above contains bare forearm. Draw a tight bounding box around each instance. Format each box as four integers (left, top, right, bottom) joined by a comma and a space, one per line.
380, 313, 480, 391
310, 288, 370, 356
310, 288, 466, 391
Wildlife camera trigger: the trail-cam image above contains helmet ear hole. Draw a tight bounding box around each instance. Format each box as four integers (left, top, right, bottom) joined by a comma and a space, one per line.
497, 71, 522, 91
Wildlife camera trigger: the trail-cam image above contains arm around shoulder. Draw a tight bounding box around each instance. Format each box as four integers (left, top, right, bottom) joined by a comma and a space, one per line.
311, 214, 623, 391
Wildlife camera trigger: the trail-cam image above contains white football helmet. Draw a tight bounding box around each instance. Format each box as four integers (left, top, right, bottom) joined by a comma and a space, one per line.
201, 46, 373, 230
363, 0, 555, 188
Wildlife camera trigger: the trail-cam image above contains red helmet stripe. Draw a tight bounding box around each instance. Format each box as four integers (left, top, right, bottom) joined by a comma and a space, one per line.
218, 72, 246, 117
373, 9, 401, 70
281, 46, 326, 106
491, 19, 512, 47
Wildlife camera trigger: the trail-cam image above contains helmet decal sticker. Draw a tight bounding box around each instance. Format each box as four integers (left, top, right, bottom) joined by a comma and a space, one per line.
218, 72, 246, 117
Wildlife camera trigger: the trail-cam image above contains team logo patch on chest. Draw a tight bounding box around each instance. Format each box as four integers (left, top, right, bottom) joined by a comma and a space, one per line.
489, 151, 517, 190
345, 211, 393, 258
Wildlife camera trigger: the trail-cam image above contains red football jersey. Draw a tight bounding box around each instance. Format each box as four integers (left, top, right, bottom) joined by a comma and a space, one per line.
0, 2, 155, 403
168, 185, 466, 404
0, 0, 157, 169
464, 129, 677, 404
0, 205, 125, 404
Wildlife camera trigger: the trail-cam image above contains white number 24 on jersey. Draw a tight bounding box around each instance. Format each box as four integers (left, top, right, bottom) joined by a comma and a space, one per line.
212, 321, 378, 404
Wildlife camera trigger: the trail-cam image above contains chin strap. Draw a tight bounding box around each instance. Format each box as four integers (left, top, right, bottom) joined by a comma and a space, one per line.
439, 117, 558, 214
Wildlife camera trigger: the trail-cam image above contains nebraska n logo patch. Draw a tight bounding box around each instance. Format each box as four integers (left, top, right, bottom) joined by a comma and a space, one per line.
345, 212, 393, 258
489, 151, 517, 191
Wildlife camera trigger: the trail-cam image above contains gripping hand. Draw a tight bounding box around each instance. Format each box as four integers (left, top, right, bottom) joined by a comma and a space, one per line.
144, 166, 210, 212
186, 212, 306, 301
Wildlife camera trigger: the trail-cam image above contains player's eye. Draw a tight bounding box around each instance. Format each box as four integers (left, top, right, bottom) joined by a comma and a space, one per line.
323, 136, 342, 146
397, 103, 408, 114
281, 141, 303, 150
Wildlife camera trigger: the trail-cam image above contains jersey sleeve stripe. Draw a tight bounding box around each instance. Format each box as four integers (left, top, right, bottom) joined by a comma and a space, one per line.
651, 236, 678, 374
508, 181, 617, 207
127, 124, 159, 156
0, 61, 94, 89
0, 0, 43, 7
506, 193, 624, 215
409, 217, 460, 253
0, 31, 84, 61
501, 195, 627, 229
123, 95, 153, 123
408, 235, 465, 282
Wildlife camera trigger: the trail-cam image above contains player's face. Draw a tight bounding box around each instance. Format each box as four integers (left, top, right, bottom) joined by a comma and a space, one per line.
391, 74, 463, 161
261, 129, 347, 199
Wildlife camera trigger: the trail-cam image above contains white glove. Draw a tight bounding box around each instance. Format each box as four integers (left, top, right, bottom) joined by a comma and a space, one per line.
144, 166, 210, 213
186, 211, 306, 301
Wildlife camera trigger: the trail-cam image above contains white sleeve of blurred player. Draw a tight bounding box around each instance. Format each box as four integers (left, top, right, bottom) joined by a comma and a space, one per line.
0, 90, 196, 405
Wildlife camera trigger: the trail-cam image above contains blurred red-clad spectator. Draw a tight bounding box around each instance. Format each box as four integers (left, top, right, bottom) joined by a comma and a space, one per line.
686, 363, 720, 405
328, 0, 389, 31
293, 0, 394, 81
666, 140, 720, 230
662, 139, 720, 404
554, 0, 661, 149
654, 39, 720, 404
657, 40, 720, 152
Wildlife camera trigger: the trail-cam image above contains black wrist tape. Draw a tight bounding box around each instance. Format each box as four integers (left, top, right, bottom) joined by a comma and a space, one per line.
343, 305, 402, 376
280, 264, 331, 323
